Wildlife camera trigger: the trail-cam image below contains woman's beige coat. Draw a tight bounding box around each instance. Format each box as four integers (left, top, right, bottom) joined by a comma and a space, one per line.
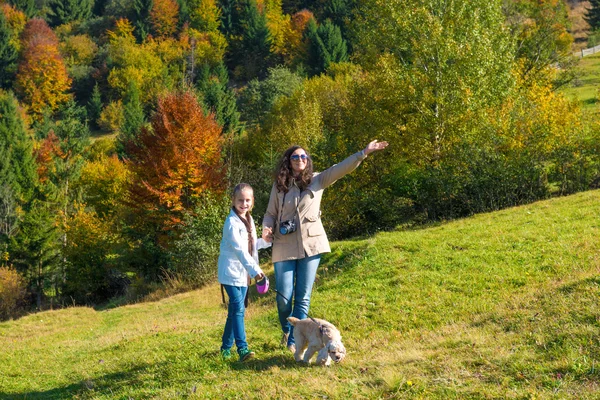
263, 151, 367, 263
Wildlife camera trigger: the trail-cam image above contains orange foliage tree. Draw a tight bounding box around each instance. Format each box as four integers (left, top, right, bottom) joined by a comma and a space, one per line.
284, 9, 313, 65
34, 131, 59, 184
125, 91, 226, 238
15, 18, 71, 118
150, 0, 179, 38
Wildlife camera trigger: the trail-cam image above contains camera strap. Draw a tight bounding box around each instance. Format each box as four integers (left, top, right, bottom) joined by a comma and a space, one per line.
278, 190, 299, 228
277, 191, 286, 229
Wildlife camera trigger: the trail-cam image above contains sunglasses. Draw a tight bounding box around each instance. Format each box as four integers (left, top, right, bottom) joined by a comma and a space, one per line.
290, 154, 308, 161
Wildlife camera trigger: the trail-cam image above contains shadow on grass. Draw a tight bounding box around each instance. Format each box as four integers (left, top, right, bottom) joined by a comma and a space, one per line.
558, 276, 600, 294
243, 241, 370, 304
319, 242, 371, 277
229, 355, 314, 372
1, 364, 154, 400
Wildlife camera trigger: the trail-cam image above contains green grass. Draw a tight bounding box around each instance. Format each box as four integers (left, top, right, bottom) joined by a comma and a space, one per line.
2, 190, 600, 399
563, 52, 600, 109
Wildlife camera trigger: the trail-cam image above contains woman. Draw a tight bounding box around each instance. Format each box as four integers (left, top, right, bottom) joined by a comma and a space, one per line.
262, 140, 388, 352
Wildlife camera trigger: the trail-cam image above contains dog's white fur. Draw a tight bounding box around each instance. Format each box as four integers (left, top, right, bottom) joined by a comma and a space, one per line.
287, 316, 346, 366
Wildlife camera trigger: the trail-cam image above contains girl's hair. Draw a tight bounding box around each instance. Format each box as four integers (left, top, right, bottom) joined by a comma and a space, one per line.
275, 145, 313, 193
232, 183, 254, 210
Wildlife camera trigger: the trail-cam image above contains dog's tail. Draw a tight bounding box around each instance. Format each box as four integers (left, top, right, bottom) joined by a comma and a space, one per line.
287, 316, 300, 326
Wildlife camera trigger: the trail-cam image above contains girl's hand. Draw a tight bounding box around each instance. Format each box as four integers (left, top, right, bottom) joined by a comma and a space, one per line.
255, 273, 265, 281
364, 140, 389, 156
262, 227, 273, 242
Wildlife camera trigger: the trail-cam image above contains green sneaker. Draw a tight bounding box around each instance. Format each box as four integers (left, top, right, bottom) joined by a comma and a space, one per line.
238, 348, 255, 362
220, 348, 232, 360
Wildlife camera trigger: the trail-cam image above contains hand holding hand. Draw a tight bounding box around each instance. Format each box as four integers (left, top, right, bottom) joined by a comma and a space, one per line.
262, 227, 273, 243
364, 140, 389, 156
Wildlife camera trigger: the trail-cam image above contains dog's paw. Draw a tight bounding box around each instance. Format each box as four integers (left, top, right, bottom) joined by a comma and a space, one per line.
317, 355, 331, 367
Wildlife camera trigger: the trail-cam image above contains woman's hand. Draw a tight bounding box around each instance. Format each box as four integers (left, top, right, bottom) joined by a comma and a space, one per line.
262, 227, 273, 243
364, 140, 389, 156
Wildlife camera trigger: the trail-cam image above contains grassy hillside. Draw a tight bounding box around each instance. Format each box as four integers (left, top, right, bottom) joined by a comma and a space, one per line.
1, 190, 600, 399
563, 52, 600, 109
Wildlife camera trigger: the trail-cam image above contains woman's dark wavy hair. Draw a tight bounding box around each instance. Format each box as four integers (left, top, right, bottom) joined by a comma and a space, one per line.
275, 145, 313, 192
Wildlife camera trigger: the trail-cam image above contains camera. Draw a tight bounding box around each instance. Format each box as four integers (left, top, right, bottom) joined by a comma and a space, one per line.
279, 220, 296, 235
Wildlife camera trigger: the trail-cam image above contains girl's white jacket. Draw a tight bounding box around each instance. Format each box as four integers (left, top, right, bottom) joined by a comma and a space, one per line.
218, 209, 271, 287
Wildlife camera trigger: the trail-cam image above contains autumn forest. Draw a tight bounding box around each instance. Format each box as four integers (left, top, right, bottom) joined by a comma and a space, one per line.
1, 0, 598, 319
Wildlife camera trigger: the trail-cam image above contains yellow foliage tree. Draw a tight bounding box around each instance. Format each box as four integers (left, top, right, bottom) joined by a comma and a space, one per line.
15, 18, 71, 118
107, 18, 184, 104
1, 3, 26, 51
0, 265, 27, 320
77, 154, 130, 218
59, 33, 98, 67
189, 0, 221, 32
181, 27, 227, 69
150, 0, 180, 38
62, 204, 123, 303
263, 0, 291, 57
283, 9, 313, 66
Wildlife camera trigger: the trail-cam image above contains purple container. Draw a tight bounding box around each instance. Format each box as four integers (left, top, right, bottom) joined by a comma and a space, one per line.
256, 276, 269, 295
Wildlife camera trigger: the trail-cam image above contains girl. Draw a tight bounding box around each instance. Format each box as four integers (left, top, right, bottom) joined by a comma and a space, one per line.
218, 183, 270, 362
262, 140, 388, 353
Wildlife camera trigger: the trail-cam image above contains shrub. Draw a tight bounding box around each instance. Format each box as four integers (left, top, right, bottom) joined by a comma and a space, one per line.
62, 206, 126, 305
0, 265, 27, 320
167, 192, 228, 286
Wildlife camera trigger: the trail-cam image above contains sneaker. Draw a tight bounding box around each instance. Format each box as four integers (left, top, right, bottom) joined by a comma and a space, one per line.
220, 348, 232, 360
281, 332, 289, 346
287, 343, 296, 354
238, 348, 255, 362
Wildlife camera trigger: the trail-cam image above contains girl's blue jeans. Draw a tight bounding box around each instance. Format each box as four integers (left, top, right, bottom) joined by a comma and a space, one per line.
221, 285, 248, 353
274, 254, 322, 346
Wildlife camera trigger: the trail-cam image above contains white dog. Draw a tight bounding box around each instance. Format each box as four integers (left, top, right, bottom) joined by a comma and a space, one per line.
287, 317, 346, 366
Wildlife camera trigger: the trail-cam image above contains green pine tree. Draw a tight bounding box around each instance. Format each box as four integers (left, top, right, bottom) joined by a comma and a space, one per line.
305, 19, 348, 76
118, 81, 145, 156
49, 99, 90, 212
322, 0, 354, 50
42, 99, 90, 299
132, 0, 153, 42
176, 0, 190, 27
0, 13, 18, 90
586, 0, 600, 31
219, 0, 242, 38
87, 83, 103, 130
0, 91, 37, 212
196, 63, 241, 134
92, 0, 109, 16
237, 0, 272, 80
0, 91, 49, 308
48, 0, 93, 27
7, 0, 36, 18
9, 200, 60, 310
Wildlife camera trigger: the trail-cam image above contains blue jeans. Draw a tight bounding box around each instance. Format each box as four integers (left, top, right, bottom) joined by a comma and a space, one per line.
221, 285, 248, 353
274, 254, 321, 346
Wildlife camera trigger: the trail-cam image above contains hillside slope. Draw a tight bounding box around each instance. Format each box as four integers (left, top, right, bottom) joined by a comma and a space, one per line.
563, 51, 600, 109
1, 190, 599, 399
